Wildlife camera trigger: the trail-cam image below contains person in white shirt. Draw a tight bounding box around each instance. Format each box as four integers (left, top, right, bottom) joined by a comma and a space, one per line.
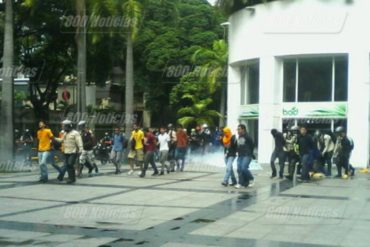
157, 126, 171, 175
320, 131, 335, 176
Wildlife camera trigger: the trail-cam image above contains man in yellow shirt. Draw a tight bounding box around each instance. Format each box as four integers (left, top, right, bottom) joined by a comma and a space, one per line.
128, 124, 144, 174
36, 121, 54, 183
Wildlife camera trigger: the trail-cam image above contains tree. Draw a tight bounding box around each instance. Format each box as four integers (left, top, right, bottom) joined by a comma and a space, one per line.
191, 39, 228, 127
0, 0, 14, 161
177, 94, 221, 128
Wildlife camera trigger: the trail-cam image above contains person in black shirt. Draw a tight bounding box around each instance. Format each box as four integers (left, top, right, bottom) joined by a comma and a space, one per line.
334, 126, 353, 178
297, 125, 314, 181
270, 129, 286, 179
235, 124, 255, 188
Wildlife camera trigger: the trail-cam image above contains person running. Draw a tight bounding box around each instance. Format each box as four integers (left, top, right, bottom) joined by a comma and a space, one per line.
36, 121, 54, 183
157, 126, 170, 175
111, 127, 126, 174
78, 121, 99, 177
139, 128, 159, 177
221, 127, 237, 187
235, 124, 255, 188
54, 120, 83, 184
270, 129, 286, 179
175, 125, 188, 172
128, 124, 145, 174
297, 125, 314, 182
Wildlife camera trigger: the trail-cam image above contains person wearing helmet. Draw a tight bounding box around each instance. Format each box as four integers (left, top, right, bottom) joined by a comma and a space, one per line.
284, 127, 300, 180
320, 131, 335, 176
200, 124, 212, 154
19, 129, 34, 166
333, 127, 354, 178
36, 121, 54, 183
270, 128, 286, 179
78, 121, 99, 177
53, 120, 83, 184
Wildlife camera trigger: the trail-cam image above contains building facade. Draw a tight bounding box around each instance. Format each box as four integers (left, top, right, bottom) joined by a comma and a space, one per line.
227, 0, 370, 167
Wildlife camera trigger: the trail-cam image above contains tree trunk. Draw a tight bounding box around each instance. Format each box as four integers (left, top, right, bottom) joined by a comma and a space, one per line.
125, 32, 134, 137
219, 82, 226, 127
0, 0, 14, 162
76, 0, 87, 116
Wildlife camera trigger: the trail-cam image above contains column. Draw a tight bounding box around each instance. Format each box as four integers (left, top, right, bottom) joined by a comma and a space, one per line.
227, 65, 242, 131
258, 56, 283, 164
347, 51, 370, 168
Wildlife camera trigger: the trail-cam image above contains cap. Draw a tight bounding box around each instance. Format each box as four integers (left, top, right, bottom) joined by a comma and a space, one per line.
62, 119, 72, 125
78, 120, 86, 126
335, 126, 345, 133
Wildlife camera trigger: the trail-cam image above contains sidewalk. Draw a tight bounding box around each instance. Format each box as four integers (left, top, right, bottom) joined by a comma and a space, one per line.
0, 159, 369, 247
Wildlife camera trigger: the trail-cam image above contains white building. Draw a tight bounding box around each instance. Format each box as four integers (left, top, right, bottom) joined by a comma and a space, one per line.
226, 0, 370, 167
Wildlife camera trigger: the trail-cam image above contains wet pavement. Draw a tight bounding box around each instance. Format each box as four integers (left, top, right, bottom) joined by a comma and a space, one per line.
0, 159, 370, 247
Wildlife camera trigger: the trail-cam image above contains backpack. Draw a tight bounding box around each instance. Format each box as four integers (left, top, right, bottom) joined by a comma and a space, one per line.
348, 137, 354, 151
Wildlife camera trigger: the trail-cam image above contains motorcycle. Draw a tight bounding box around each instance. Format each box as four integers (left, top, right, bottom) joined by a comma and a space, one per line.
94, 141, 112, 165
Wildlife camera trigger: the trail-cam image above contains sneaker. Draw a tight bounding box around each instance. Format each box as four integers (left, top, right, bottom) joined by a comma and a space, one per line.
57, 174, 63, 182
115, 170, 121, 174
95, 166, 99, 173
139, 173, 145, 178
38, 178, 48, 183
66, 180, 75, 184
234, 184, 243, 189
127, 170, 134, 175
152, 172, 159, 176
248, 180, 255, 187
270, 175, 277, 179
159, 171, 164, 176
221, 182, 228, 187
229, 182, 237, 186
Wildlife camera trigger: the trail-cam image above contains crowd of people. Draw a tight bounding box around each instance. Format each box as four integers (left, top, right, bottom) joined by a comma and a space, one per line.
16, 119, 355, 187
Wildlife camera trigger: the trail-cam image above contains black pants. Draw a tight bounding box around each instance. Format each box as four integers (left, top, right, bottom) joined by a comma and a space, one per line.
142, 151, 158, 175
63, 153, 77, 182
336, 155, 349, 176
287, 151, 300, 177
270, 150, 286, 177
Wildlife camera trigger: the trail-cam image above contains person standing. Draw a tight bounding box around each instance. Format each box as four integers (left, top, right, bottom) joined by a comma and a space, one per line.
111, 127, 126, 174
36, 121, 54, 183
333, 127, 353, 178
284, 127, 300, 180
221, 127, 238, 187
19, 129, 34, 166
54, 120, 83, 184
157, 126, 170, 175
297, 125, 314, 182
128, 124, 144, 174
270, 129, 286, 179
320, 131, 335, 176
139, 128, 159, 177
167, 123, 177, 172
175, 125, 188, 172
235, 124, 255, 188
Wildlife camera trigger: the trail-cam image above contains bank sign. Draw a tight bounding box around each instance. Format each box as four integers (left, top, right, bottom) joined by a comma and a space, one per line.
240, 102, 347, 119
283, 102, 347, 119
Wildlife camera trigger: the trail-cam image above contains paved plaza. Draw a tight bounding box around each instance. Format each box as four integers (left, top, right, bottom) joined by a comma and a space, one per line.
0, 157, 370, 247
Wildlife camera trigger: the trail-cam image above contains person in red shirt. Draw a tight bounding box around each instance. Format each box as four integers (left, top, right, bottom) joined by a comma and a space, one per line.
175, 125, 188, 172
139, 128, 159, 177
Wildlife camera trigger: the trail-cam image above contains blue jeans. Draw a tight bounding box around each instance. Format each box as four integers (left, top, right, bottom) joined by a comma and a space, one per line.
38, 151, 52, 180
223, 156, 237, 184
237, 156, 254, 186
49, 150, 62, 174
175, 147, 187, 171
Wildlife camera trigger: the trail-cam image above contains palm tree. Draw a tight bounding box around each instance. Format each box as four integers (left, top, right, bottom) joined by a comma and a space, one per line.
192, 39, 228, 127
177, 94, 221, 128
76, 0, 87, 115
0, 0, 15, 162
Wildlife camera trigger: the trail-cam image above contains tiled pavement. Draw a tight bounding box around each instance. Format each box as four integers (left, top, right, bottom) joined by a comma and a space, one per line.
0, 156, 369, 247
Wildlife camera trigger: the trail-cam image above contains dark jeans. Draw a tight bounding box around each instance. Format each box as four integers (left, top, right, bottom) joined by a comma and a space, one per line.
61, 153, 77, 182
336, 155, 349, 176
270, 150, 285, 177
237, 156, 254, 187
300, 154, 311, 180
142, 151, 158, 175
322, 151, 333, 176
287, 151, 300, 177
175, 147, 187, 171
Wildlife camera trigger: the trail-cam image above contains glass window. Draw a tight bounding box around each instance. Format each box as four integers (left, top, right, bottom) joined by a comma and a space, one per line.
283, 60, 296, 102
298, 57, 332, 102
240, 62, 259, 105
247, 63, 259, 104
334, 57, 348, 101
